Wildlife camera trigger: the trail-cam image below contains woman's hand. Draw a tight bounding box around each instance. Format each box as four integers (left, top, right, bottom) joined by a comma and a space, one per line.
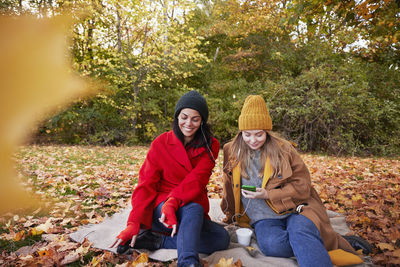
241, 188, 269, 200
159, 197, 180, 237
159, 213, 177, 237
110, 235, 138, 249
109, 223, 140, 249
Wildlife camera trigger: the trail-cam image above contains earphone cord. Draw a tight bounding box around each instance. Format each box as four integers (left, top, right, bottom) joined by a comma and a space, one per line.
200, 123, 216, 163
200, 124, 250, 224
218, 195, 251, 225
231, 197, 252, 225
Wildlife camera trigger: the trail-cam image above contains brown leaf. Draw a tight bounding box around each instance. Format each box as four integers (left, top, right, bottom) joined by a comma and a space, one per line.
60, 251, 80, 265
393, 249, 400, 257
234, 258, 242, 267
377, 243, 395, 251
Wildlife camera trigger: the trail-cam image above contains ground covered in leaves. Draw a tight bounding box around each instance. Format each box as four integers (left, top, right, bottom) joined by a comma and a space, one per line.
0, 145, 399, 266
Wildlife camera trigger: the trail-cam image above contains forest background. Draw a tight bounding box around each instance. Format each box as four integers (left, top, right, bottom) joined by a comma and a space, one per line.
2, 0, 399, 156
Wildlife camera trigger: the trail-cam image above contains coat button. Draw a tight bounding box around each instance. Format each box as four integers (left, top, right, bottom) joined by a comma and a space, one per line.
236, 184, 239, 188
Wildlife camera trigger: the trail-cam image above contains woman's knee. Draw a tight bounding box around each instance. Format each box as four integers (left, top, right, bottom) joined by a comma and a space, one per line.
256, 237, 293, 258
287, 215, 321, 238
178, 202, 204, 221
198, 221, 230, 254
254, 221, 293, 258
216, 225, 230, 250
182, 202, 204, 213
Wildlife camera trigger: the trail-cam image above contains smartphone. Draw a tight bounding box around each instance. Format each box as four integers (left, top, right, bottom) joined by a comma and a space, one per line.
241, 185, 256, 192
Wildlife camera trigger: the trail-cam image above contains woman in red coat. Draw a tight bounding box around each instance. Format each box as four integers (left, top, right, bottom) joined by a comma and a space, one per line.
111, 91, 229, 267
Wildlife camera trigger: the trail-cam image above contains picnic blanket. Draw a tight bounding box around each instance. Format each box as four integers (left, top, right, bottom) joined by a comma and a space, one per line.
69, 199, 373, 266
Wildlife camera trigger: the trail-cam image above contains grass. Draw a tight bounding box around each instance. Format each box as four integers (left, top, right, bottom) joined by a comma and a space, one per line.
0, 233, 42, 252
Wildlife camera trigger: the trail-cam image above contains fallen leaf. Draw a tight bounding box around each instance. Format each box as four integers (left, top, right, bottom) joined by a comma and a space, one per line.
130, 252, 149, 266
13, 230, 25, 241
37, 249, 52, 257
215, 257, 234, 267
234, 258, 242, 267
30, 228, 43, 236
377, 243, 395, 251
35, 218, 53, 233
89, 254, 104, 266
60, 251, 80, 265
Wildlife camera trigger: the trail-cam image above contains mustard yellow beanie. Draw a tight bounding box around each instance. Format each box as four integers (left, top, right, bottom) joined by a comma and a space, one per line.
238, 95, 272, 131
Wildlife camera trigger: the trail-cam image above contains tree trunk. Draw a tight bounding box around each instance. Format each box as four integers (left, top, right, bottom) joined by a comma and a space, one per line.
115, 4, 122, 53
87, 19, 94, 61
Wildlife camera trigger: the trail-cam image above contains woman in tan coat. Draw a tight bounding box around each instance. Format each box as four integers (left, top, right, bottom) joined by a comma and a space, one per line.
221, 95, 366, 267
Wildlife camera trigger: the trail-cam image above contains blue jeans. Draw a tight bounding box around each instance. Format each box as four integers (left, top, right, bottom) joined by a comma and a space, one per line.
253, 214, 333, 267
152, 202, 230, 267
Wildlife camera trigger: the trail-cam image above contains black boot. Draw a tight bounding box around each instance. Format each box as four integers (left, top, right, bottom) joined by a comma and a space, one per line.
116, 230, 164, 254
116, 239, 131, 254
134, 230, 164, 251
342, 235, 372, 255
117, 230, 164, 254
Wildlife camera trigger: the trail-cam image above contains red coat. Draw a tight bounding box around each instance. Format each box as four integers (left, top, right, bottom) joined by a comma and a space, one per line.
127, 130, 219, 229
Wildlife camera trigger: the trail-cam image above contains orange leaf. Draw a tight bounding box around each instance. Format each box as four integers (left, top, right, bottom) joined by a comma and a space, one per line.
234, 258, 243, 267
37, 249, 52, 257
13, 230, 25, 241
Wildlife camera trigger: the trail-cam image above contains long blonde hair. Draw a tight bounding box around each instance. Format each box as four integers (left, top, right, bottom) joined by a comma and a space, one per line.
229, 131, 291, 179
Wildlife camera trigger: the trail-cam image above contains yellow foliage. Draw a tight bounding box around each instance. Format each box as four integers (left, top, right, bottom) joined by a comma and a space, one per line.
215, 257, 234, 267
30, 228, 44, 236
0, 15, 94, 215
89, 254, 104, 266
351, 194, 365, 201
130, 252, 149, 266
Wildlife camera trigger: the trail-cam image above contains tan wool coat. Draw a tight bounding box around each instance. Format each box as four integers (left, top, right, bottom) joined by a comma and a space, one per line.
220, 141, 356, 254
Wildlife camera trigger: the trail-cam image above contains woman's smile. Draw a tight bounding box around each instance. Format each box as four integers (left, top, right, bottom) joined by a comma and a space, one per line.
178, 108, 202, 144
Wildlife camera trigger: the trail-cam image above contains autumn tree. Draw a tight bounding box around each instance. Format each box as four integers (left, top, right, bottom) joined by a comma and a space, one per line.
2, 0, 399, 155
187, 0, 400, 154
31, 0, 210, 144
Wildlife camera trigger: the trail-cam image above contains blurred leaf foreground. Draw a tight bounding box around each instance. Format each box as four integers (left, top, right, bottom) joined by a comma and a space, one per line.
0, 15, 91, 214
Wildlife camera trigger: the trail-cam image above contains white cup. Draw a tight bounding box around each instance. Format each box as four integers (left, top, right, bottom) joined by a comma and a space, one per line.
236, 228, 253, 246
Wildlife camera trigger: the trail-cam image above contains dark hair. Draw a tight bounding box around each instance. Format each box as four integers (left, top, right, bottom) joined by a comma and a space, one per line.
172, 118, 215, 161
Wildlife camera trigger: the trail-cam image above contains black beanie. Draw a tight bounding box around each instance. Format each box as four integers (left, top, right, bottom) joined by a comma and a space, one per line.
174, 90, 209, 122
